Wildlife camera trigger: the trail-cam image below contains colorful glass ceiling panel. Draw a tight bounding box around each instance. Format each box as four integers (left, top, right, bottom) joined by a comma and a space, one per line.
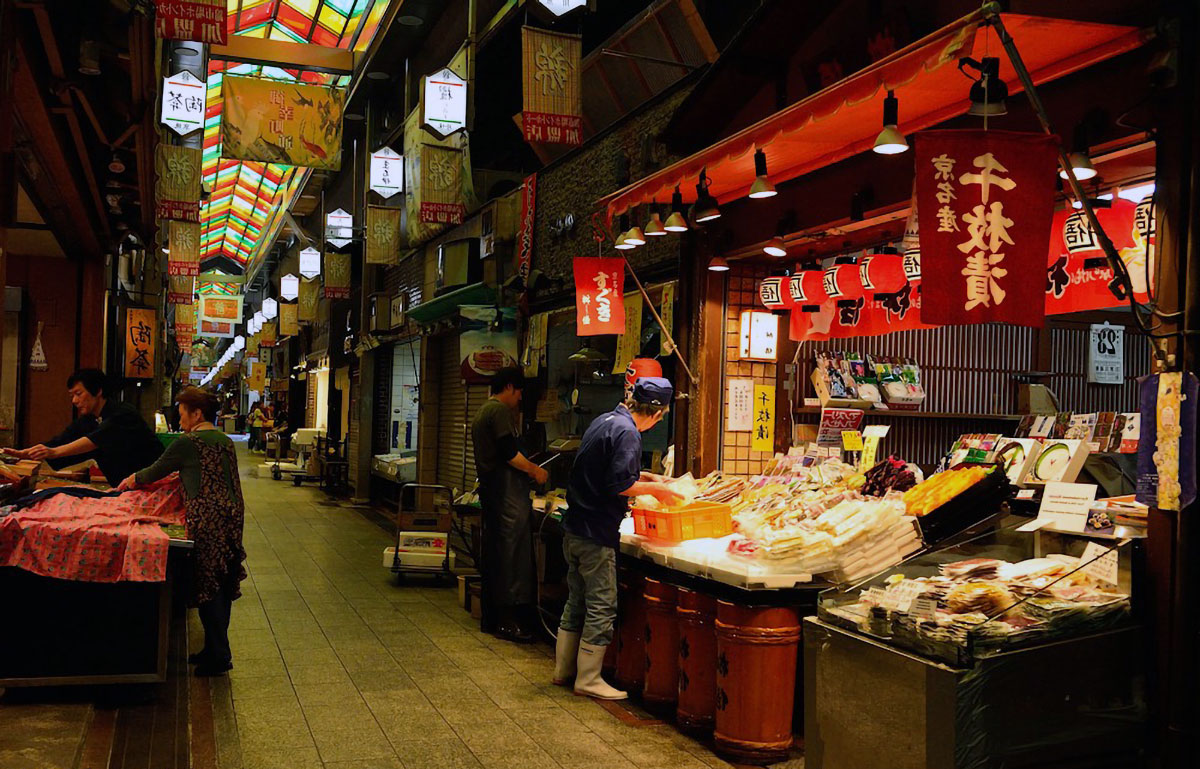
198, 0, 392, 272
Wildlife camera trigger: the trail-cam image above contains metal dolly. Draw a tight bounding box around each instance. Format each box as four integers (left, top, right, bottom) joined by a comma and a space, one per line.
392, 483, 455, 585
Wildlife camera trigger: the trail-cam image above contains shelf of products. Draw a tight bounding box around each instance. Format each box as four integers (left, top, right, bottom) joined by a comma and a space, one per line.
796, 406, 1024, 421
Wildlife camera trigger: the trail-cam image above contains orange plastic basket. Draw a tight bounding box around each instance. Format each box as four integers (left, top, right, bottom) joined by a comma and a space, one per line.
632, 501, 734, 542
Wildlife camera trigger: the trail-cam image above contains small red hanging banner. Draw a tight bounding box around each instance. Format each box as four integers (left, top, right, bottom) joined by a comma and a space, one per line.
789, 281, 934, 342
914, 130, 1058, 328
573, 257, 626, 335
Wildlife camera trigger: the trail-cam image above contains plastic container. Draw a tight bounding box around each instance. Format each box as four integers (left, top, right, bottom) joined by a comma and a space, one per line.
632, 501, 733, 542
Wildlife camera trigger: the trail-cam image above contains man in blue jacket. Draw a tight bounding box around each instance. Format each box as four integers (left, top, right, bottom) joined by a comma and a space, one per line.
553, 377, 682, 699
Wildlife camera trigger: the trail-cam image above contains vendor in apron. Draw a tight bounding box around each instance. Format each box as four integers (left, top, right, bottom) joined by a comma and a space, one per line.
471, 367, 547, 642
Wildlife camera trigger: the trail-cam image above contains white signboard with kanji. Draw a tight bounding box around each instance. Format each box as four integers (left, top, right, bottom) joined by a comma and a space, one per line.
161, 70, 206, 136
423, 67, 467, 139
325, 208, 354, 248
299, 248, 321, 278
370, 147, 404, 198
1088, 322, 1124, 384
280, 273, 300, 300
535, 0, 588, 15
727, 378, 753, 432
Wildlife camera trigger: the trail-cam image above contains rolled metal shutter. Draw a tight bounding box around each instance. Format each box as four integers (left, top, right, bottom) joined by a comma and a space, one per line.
436, 338, 469, 495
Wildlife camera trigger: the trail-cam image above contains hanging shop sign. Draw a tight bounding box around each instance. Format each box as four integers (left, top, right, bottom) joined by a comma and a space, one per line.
727, 378, 753, 432
516, 174, 537, 285
460, 306, 518, 384
1136, 372, 1198, 512
324, 251, 351, 299
521, 27, 583, 147
365, 206, 403, 265
247, 362, 267, 393
189, 367, 208, 381
422, 67, 467, 140
168, 276, 194, 305
573, 257, 625, 336
739, 310, 779, 361
612, 293, 644, 375
196, 319, 235, 339
154, 0, 226, 45
418, 145, 467, 224
161, 70, 206, 136
167, 220, 201, 276
221, 77, 344, 170
154, 144, 201, 222
175, 304, 195, 352
532, 0, 589, 16
260, 321, 277, 348
370, 147, 404, 198
198, 294, 244, 324
752, 384, 776, 452
914, 130, 1057, 328
789, 280, 933, 342
660, 283, 675, 356
279, 303, 299, 336
280, 273, 300, 300
298, 248, 321, 278
124, 308, 156, 379
298, 278, 320, 321
325, 208, 354, 248
1087, 322, 1124, 385
1044, 199, 1149, 314
390, 293, 408, 329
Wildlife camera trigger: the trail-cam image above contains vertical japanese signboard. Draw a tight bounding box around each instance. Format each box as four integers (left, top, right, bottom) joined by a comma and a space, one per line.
325, 208, 354, 248
154, 0, 226, 45
155, 144, 201, 222
125, 308, 156, 379
521, 27, 583, 146
422, 67, 467, 139
168, 276, 194, 306
299, 248, 321, 278
516, 174, 537, 285
298, 278, 320, 321
612, 294, 644, 375
279, 303, 299, 337
222, 77, 344, 170
370, 147, 404, 198
324, 252, 351, 299
418, 145, 466, 224
167, 220, 201, 276
365, 206, 402, 265
161, 70, 206, 136
914, 130, 1057, 327
752, 384, 775, 452
726, 378, 753, 432
573, 257, 625, 335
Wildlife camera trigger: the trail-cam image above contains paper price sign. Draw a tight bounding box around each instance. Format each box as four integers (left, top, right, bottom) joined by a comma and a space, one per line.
1079, 541, 1120, 586
910, 597, 938, 621
841, 430, 864, 452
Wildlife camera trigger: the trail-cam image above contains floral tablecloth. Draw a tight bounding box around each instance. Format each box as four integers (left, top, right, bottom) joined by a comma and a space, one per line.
0, 477, 186, 583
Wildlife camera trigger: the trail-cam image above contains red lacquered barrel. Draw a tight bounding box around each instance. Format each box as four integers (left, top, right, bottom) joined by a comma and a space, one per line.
614, 572, 646, 694
676, 587, 717, 733
642, 579, 679, 711
714, 601, 801, 764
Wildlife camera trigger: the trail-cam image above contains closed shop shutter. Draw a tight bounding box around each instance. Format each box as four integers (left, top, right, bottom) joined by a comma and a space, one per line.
305, 372, 317, 429
464, 383, 490, 489
347, 366, 360, 490
372, 346, 393, 455
436, 337, 469, 495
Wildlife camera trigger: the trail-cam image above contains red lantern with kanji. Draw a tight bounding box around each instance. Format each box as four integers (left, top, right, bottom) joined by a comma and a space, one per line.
823, 262, 863, 301
759, 277, 790, 309
859, 253, 908, 294
791, 270, 827, 308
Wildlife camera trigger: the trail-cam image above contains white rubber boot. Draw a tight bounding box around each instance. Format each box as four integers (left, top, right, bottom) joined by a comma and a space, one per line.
553, 629, 581, 685
573, 642, 627, 700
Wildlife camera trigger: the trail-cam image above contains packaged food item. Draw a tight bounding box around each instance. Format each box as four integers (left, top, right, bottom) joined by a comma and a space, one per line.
845, 353, 881, 404
872, 355, 925, 409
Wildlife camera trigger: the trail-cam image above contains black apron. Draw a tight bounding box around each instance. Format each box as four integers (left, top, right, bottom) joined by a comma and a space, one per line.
477, 463, 535, 630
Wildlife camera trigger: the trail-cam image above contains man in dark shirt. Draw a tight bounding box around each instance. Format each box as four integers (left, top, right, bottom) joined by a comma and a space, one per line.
2, 369, 163, 486
555, 377, 682, 700
471, 367, 547, 642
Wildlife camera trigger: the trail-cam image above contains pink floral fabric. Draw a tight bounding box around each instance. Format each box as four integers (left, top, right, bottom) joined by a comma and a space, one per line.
0, 476, 186, 583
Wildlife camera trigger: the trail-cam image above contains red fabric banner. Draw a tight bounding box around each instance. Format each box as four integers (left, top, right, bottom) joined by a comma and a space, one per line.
517, 174, 536, 284
154, 1, 227, 45
914, 130, 1058, 327
573, 257, 625, 335
790, 282, 934, 342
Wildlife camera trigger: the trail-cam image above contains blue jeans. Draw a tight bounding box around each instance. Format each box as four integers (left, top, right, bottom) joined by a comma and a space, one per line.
559, 533, 618, 646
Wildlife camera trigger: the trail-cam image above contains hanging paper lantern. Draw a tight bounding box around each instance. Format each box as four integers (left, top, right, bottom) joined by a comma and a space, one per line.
902, 249, 922, 281
823, 262, 863, 301
791, 270, 827, 307
859, 253, 908, 294
758, 277, 790, 309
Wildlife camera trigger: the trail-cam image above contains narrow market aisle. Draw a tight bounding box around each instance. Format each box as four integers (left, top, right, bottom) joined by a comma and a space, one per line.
219, 453, 768, 769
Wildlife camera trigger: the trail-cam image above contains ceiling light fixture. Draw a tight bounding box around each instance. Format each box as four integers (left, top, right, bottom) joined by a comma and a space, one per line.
645, 205, 666, 237
873, 90, 908, 154
1060, 124, 1097, 181
707, 256, 730, 272
614, 215, 635, 250
664, 186, 688, 232
624, 223, 646, 247
748, 149, 776, 198
398, 15, 424, 26
763, 236, 788, 258
108, 153, 126, 174
961, 57, 1008, 117
694, 170, 721, 223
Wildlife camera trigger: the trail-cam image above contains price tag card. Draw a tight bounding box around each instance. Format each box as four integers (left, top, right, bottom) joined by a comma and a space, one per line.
841, 430, 864, 452
910, 597, 939, 621
886, 580, 924, 613
865, 587, 889, 608
1034, 481, 1098, 533
1016, 489, 1037, 500
1079, 541, 1120, 586
863, 425, 891, 438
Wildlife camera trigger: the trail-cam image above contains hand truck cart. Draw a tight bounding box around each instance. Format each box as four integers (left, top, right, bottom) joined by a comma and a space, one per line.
391, 483, 455, 585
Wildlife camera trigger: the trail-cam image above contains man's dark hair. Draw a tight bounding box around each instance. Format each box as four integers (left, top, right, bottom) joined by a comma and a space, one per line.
490, 366, 526, 395
67, 369, 109, 397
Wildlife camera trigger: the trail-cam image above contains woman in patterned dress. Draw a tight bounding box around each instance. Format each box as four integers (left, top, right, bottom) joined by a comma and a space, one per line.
118, 386, 247, 677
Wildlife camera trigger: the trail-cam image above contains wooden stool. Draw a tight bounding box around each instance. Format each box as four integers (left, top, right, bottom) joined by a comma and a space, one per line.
714, 601, 801, 764
642, 579, 679, 712
676, 587, 717, 734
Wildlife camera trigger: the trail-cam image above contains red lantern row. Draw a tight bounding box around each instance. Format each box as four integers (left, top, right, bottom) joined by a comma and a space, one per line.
759, 253, 922, 311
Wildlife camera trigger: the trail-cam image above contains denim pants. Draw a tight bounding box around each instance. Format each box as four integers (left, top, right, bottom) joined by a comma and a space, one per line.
559, 533, 618, 646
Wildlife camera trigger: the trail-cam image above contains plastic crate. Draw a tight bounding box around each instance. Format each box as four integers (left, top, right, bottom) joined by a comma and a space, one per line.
631, 501, 733, 542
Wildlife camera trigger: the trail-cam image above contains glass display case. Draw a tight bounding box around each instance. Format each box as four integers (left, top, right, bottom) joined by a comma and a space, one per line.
816, 516, 1139, 667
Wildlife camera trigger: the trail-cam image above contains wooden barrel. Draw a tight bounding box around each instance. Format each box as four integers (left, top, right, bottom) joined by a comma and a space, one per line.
614, 572, 646, 694
642, 579, 679, 711
676, 587, 717, 734
714, 601, 801, 764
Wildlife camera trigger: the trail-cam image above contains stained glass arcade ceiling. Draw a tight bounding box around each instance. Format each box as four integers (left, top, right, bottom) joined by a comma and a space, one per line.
198, 0, 393, 273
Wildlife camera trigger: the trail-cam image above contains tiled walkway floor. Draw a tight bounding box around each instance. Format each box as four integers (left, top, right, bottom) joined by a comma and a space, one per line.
221, 455, 770, 769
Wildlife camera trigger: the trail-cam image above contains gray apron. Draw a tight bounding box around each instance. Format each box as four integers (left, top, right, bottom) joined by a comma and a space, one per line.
478, 464, 535, 622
